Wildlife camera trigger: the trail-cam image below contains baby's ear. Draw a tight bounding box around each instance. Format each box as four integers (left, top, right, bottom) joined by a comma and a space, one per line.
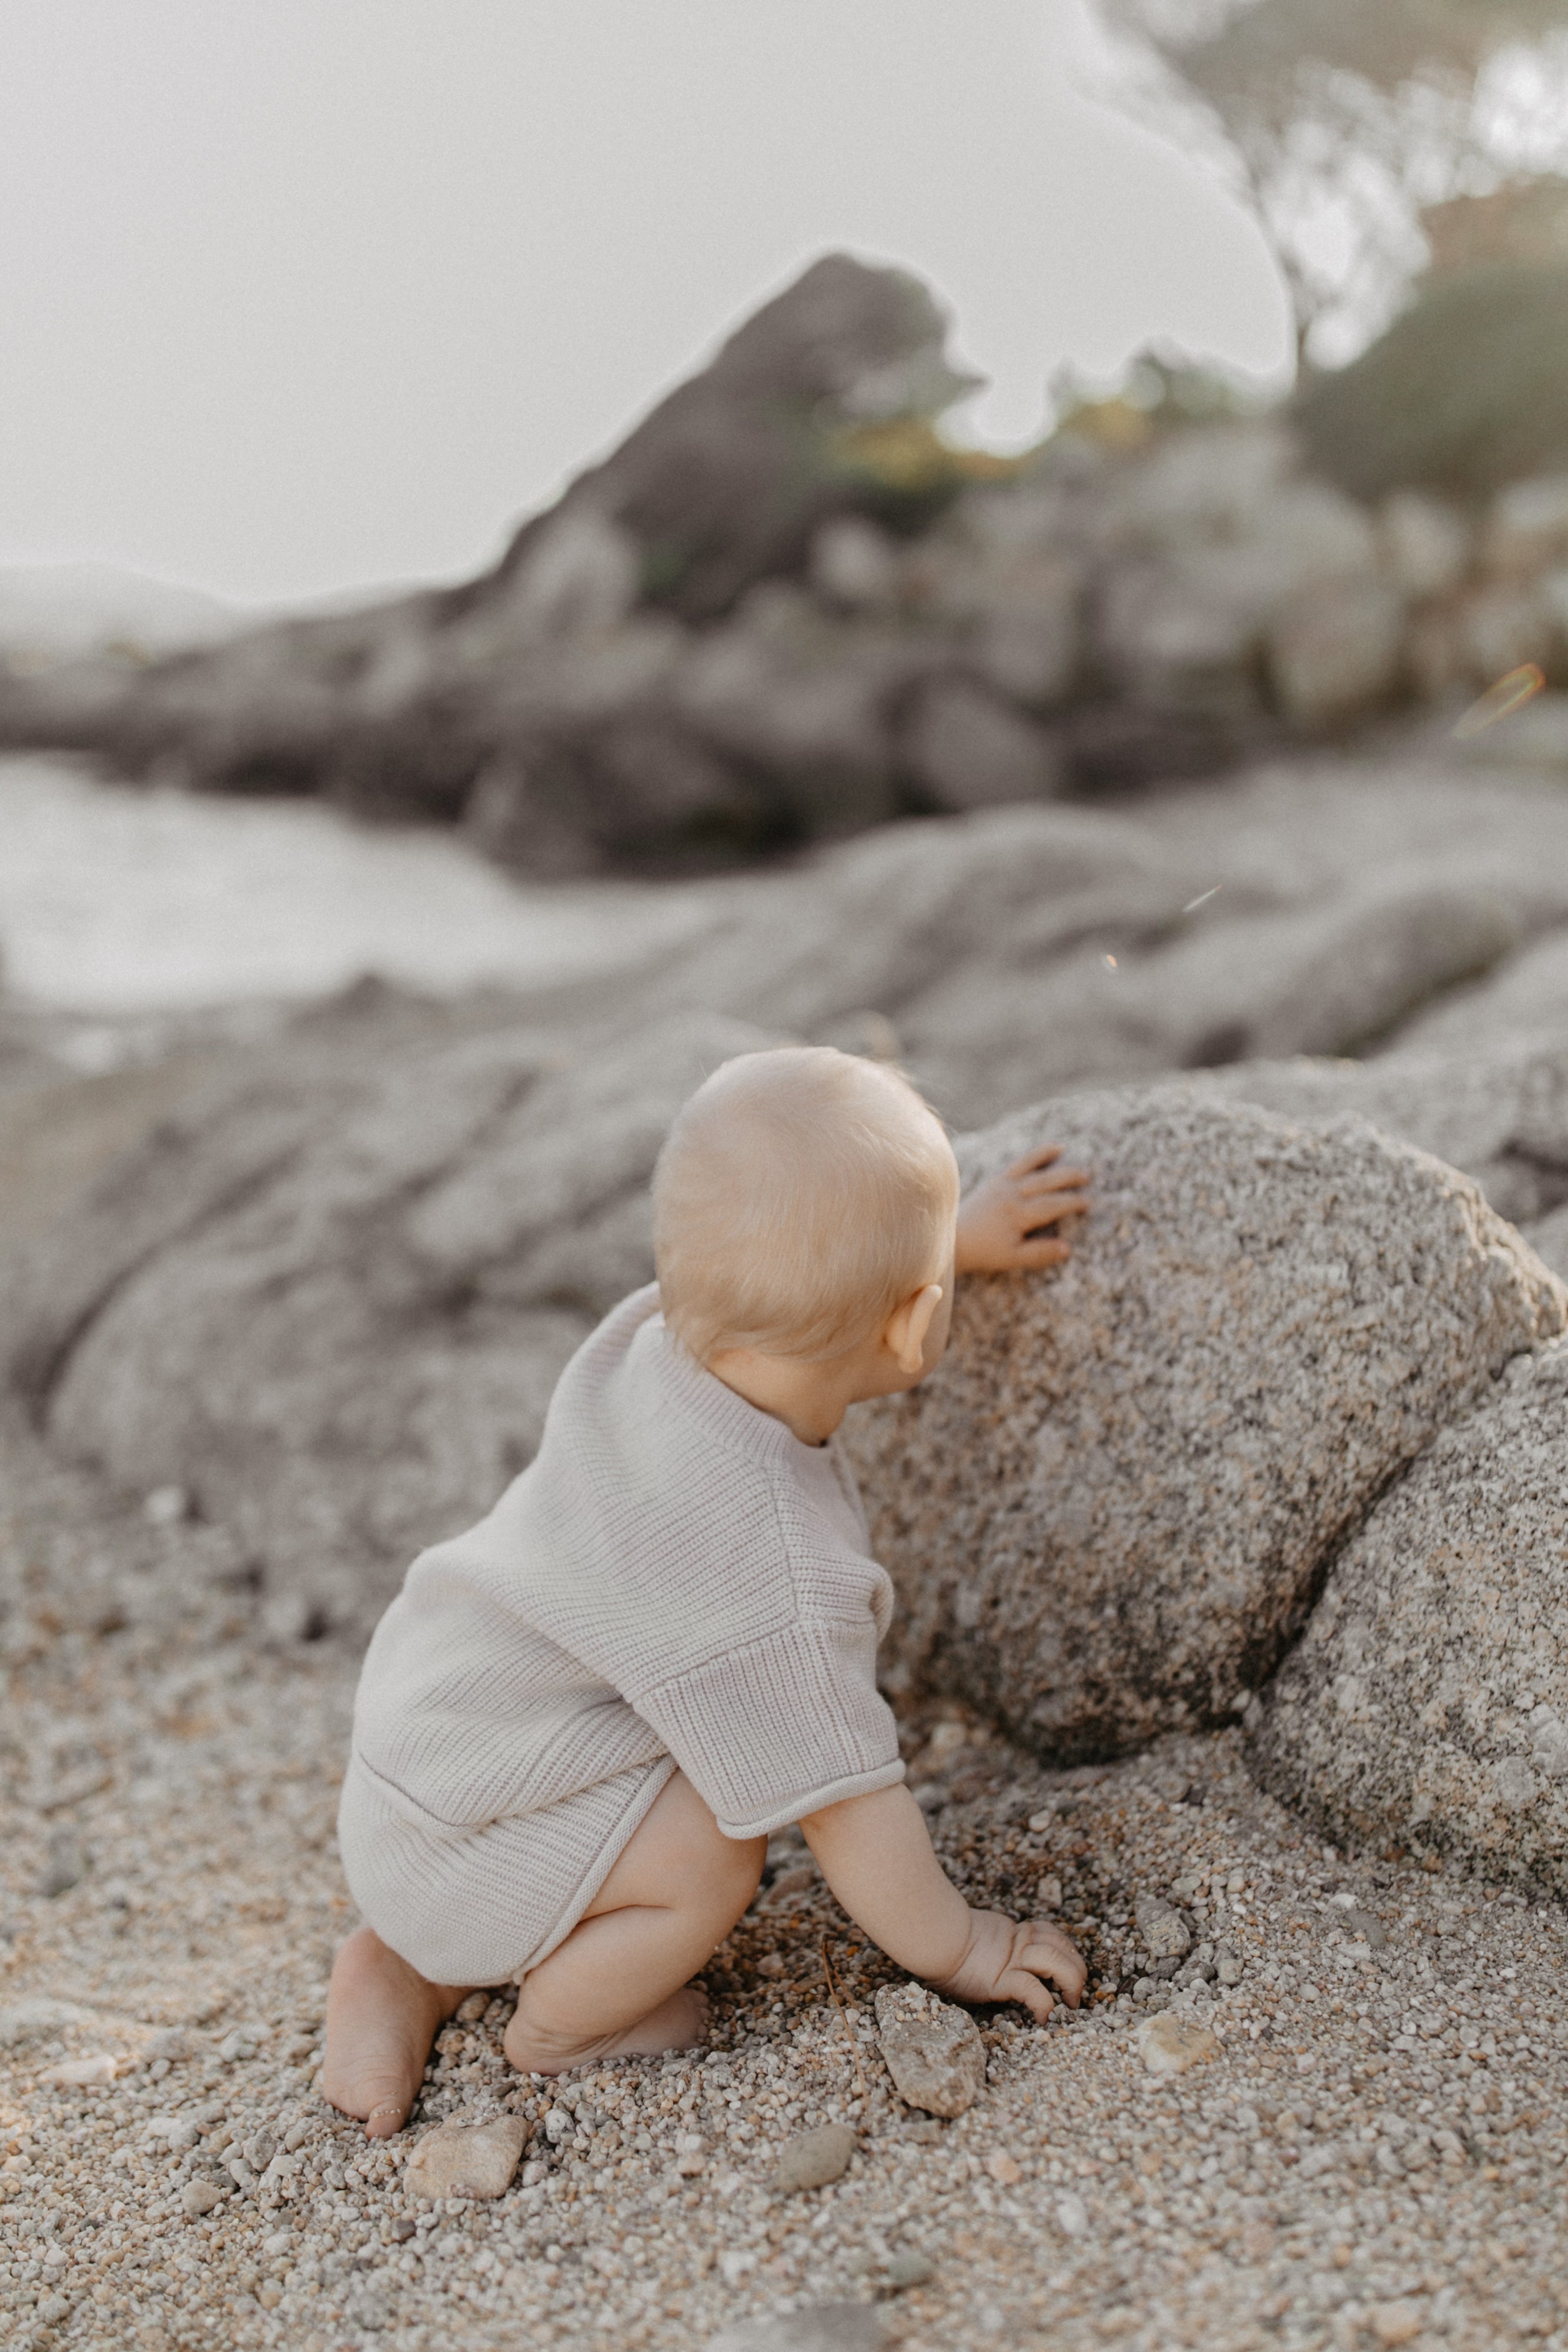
885, 1282, 944, 1377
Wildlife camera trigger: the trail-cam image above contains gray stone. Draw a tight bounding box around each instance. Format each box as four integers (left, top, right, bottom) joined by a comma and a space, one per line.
1267, 577, 1407, 729
1523, 1202, 1568, 1285
899, 676, 1060, 811
1249, 1335, 1568, 1893
402, 2112, 529, 2201
36, 1831, 85, 1898
873, 1983, 986, 2117
706, 2304, 882, 2352
0, 1997, 93, 2047
1340, 1907, 1388, 1950
884, 2248, 937, 2289
1134, 1895, 1190, 1960
1379, 493, 1471, 600
774, 2123, 857, 2192
0, 1002, 772, 1615
143, 2026, 198, 2062
350, 2280, 394, 2333
1205, 1038, 1568, 1231
842, 1085, 1564, 1761
1215, 1943, 1245, 1987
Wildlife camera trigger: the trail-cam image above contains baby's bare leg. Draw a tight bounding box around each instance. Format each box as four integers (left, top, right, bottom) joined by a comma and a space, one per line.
322, 1927, 471, 2140
505, 1770, 764, 2076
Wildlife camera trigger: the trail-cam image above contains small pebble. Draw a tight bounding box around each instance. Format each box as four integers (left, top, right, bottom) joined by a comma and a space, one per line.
181, 2176, 224, 2217
403, 2112, 528, 2200
1368, 2300, 1425, 2346
774, 2123, 857, 2192
706, 2301, 882, 2351
1055, 2191, 1090, 2238
1135, 2013, 1220, 2077
36, 1832, 85, 1899
1134, 1892, 1191, 1959
984, 2150, 1023, 2184
874, 1982, 985, 2117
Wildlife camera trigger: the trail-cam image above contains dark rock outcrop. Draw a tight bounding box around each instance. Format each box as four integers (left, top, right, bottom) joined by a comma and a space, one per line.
9, 256, 1568, 881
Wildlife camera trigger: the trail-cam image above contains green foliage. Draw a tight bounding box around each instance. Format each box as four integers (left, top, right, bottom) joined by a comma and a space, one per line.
1293, 258, 1568, 496
1052, 352, 1270, 445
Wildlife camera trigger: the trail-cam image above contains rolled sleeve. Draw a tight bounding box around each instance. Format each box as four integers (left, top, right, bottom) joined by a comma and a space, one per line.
634, 1617, 905, 1838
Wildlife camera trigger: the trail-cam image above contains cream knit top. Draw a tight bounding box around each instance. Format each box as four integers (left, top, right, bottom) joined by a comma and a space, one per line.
349, 1285, 907, 1855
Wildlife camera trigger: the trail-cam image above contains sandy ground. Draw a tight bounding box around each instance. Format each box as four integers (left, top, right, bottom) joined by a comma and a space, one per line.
5, 1411, 1568, 2352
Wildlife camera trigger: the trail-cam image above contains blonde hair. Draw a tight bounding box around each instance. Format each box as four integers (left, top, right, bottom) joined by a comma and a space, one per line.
653, 1047, 959, 1364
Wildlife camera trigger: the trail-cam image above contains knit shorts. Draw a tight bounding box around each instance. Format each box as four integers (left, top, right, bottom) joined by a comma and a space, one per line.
336, 1750, 676, 1987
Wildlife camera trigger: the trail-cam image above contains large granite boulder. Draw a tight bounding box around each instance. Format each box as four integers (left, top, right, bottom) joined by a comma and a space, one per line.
840, 1085, 1566, 1763
1248, 1339, 1568, 1892
1207, 1038, 1568, 1234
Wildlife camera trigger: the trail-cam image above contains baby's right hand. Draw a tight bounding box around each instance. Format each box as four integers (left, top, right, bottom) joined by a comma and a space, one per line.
931, 1908, 1086, 2020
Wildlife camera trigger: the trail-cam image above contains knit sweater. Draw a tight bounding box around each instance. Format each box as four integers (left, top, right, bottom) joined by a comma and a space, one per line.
340, 1285, 905, 1978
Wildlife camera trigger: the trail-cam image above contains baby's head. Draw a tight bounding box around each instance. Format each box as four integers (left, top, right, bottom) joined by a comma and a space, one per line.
654, 1047, 959, 1368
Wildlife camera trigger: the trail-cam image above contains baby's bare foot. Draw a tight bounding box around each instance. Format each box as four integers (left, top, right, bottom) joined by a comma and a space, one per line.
505, 1985, 709, 2076
322, 1926, 468, 2140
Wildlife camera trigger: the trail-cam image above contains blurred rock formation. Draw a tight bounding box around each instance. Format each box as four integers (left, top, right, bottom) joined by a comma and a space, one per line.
9, 252, 1568, 877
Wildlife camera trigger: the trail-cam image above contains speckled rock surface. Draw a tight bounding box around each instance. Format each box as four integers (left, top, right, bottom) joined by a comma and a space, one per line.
1249, 1338, 1568, 1892
841, 1085, 1567, 1763
1205, 1038, 1568, 1232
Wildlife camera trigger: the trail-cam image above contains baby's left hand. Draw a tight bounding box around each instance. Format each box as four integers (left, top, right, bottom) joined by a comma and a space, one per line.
954, 1144, 1090, 1275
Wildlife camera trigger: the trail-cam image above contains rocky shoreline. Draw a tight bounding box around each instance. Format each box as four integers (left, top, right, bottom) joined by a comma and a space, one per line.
8, 255, 1568, 886
5, 732, 1568, 2349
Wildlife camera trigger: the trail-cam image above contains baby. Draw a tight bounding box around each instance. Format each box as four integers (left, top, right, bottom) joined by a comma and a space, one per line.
323, 1046, 1089, 2137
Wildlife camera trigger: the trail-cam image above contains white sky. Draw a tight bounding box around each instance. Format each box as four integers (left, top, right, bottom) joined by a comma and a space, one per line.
0, 0, 1292, 608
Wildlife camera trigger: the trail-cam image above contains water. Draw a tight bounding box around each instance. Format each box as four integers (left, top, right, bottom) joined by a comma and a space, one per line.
0, 756, 713, 1016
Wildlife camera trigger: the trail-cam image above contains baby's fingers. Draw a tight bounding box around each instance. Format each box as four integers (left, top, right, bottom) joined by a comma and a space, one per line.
1005, 1144, 1064, 1178
1021, 1924, 1087, 2007
1021, 1161, 1091, 1196
1012, 1235, 1073, 1268
1020, 1190, 1090, 1228
998, 1969, 1057, 2023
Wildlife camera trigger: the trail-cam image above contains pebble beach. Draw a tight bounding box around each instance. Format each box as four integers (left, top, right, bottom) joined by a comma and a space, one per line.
6, 1410, 1568, 2352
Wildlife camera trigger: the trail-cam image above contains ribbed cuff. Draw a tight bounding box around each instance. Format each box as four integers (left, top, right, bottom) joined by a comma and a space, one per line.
715, 1756, 907, 1840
